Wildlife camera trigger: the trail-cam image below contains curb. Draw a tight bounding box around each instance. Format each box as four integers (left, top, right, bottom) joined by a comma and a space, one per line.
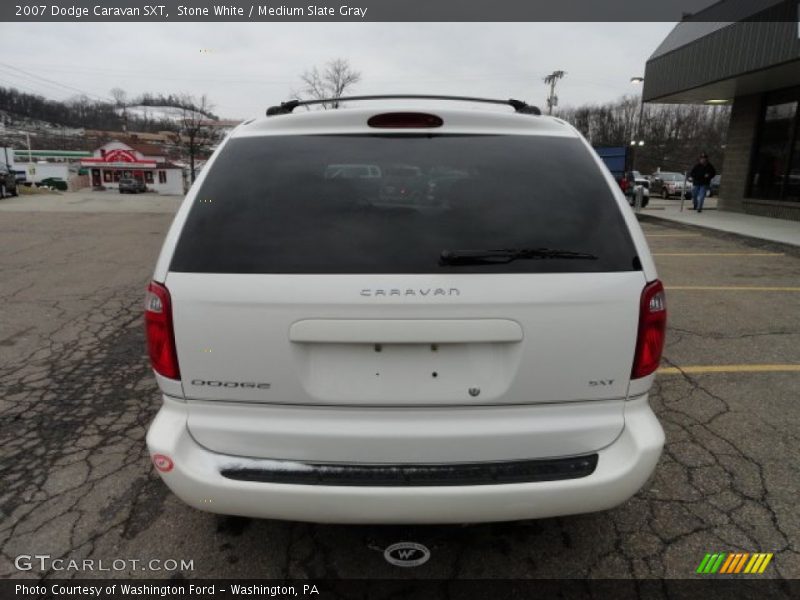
636, 213, 800, 255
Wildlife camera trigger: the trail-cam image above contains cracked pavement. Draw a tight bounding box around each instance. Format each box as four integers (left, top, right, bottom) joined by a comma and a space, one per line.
0, 193, 797, 580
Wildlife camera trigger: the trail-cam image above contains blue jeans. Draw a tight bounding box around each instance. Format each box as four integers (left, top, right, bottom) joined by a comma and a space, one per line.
692, 185, 708, 210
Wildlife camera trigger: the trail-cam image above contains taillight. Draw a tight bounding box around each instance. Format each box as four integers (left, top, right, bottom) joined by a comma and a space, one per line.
631, 280, 667, 379
367, 112, 443, 128
145, 281, 180, 379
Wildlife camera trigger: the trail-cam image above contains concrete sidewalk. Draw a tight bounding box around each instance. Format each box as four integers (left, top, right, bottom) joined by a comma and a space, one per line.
639, 201, 800, 247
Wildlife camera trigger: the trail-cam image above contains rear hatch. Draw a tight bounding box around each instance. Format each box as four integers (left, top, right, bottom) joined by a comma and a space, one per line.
166, 132, 645, 408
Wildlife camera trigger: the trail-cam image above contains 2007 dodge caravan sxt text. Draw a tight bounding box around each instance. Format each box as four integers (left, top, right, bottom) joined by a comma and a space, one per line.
145, 95, 666, 524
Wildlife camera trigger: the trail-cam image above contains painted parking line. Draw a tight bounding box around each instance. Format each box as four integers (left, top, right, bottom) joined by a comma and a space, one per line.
666, 285, 800, 292
658, 364, 800, 375
645, 233, 702, 238
653, 252, 784, 257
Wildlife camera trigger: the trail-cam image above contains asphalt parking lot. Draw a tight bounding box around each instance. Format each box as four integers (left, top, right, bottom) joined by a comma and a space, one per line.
0, 192, 798, 580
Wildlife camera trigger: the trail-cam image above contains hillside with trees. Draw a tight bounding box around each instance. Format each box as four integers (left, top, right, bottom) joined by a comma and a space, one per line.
0, 83, 730, 175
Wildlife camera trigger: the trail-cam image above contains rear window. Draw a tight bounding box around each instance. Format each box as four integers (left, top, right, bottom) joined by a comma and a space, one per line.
170, 135, 638, 274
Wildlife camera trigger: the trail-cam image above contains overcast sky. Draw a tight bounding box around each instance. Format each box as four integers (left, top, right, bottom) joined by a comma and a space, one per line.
1, 23, 676, 119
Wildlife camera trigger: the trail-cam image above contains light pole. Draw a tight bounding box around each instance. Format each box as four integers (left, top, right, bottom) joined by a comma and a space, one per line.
629, 76, 645, 171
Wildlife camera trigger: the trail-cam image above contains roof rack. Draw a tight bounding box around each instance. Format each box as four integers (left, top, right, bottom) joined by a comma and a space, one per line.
266, 95, 541, 117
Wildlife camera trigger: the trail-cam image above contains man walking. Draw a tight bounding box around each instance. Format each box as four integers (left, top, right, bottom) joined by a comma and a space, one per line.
690, 153, 716, 213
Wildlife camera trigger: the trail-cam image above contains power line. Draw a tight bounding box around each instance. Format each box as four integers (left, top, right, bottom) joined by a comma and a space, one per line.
0, 77, 67, 99
0, 62, 109, 101
0, 68, 80, 101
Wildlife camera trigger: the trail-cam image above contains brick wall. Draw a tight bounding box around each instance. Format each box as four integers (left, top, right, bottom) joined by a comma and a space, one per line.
719, 93, 761, 213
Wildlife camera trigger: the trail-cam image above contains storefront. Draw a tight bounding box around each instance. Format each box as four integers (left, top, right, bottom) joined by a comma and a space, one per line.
80, 141, 184, 195
749, 89, 800, 204
643, 0, 800, 221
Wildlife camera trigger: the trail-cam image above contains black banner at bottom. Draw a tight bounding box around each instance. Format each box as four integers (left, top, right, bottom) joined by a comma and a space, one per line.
3, 579, 799, 600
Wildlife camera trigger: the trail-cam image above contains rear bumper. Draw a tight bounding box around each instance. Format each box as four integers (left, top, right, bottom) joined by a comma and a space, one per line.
146, 395, 664, 524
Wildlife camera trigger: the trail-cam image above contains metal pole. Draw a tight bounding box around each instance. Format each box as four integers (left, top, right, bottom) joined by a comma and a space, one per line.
632, 96, 644, 171
680, 171, 688, 212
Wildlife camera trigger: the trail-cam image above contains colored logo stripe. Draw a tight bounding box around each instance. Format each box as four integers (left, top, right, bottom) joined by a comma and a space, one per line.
745, 553, 774, 574
697, 552, 773, 574
719, 553, 736, 573
721, 553, 749, 573
697, 553, 726, 573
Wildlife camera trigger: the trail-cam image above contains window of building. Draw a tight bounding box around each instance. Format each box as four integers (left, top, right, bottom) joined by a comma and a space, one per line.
750, 99, 799, 201
103, 170, 112, 183
158, 170, 167, 184
113, 171, 121, 182
145, 171, 154, 183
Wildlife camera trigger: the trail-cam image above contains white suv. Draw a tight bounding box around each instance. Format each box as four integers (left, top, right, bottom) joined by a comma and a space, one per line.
145, 95, 666, 524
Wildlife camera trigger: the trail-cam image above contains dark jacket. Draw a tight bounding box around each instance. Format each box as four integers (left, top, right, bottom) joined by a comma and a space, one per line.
690, 161, 716, 187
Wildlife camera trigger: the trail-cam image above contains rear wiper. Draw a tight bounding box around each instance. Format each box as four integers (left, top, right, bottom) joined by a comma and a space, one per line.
439, 248, 598, 266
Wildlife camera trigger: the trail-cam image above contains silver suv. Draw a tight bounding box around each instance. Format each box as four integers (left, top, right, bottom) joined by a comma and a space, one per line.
145, 95, 666, 524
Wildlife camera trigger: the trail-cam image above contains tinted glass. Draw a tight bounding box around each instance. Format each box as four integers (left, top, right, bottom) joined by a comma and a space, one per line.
171, 135, 638, 274
750, 101, 798, 201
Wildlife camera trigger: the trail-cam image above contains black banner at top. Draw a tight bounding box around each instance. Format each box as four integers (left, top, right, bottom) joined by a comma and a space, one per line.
1, 0, 798, 22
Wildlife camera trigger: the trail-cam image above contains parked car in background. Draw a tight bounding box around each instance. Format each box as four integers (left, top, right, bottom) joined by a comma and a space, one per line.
620, 170, 649, 208
324, 163, 382, 179
709, 174, 721, 197
119, 178, 147, 194
145, 96, 666, 524
650, 172, 689, 199
37, 177, 68, 191
378, 164, 427, 206
0, 163, 19, 198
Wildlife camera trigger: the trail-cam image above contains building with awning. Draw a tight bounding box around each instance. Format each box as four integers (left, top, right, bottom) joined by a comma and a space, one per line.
80, 140, 184, 195
643, 0, 800, 220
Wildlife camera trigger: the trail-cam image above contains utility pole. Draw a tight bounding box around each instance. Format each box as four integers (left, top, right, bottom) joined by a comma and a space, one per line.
543, 70, 566, 115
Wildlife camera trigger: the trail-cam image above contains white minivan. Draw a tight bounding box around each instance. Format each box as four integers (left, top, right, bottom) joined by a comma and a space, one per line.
145, 95, 666, 524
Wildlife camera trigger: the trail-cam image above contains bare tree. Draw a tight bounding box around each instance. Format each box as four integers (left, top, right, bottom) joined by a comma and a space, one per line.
297, 59, 361, 109
556, 94, 730, 174
109, 88, 127, 107
170, 94, 221, 183
110, 88, 128, 130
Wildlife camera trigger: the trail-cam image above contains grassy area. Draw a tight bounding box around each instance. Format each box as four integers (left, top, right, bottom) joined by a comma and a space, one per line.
17, 184, 60, 195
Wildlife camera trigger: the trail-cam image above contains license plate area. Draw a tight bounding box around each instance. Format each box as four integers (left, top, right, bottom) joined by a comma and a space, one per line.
291, 341, 522, 405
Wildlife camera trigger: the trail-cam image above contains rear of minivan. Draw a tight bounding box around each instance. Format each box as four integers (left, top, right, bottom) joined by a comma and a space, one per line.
145, 105, 665, 524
